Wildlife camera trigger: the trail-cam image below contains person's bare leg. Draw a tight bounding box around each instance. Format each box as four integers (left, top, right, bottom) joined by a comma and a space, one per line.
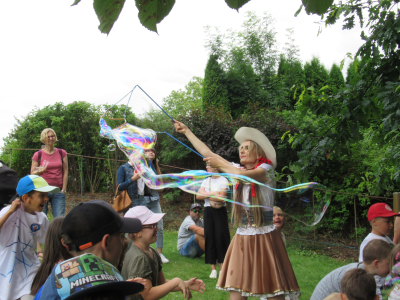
194, 234, 205, 251
211, 264, 216, 270
157, 247, 163, 254
230, 291, 246, 300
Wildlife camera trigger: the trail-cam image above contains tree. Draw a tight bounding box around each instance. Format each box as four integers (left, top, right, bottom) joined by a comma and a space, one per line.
71, 0, 333, 35
204, 12, 281, 116
202, 54, 230, 110
328, 63, 345, 91
240, 11, 278, 83
276, 29, 305, 108
162, 76, 203, 117
345, 57, 360, 84
303, 57, 329, 92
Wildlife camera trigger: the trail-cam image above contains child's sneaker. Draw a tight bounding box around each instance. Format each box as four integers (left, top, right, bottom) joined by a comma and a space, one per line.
210, 270, 217, 278
159, 253, 169, 263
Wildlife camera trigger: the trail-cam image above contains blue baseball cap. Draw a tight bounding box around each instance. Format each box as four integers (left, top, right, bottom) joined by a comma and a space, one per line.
16, 175, 60, 196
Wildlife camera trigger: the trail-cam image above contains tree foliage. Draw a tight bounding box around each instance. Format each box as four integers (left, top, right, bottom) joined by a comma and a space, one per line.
202, 55, 230, 110
303, 57, 329, 92
204, 12, 303, 116
328, 63, 345, 91
71, 0, 332, 34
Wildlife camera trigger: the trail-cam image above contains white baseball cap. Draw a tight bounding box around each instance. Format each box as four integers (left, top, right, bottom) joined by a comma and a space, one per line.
125, 206, 165, 225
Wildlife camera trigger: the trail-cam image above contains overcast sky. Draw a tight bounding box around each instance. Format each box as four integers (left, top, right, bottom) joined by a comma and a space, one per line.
0, 0, 364, 149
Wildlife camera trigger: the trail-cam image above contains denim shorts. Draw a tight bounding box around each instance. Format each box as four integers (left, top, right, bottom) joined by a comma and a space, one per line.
179, 235, 204, 258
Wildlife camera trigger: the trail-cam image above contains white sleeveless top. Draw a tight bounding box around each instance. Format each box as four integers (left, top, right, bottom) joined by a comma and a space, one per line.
232, 162, 276, 236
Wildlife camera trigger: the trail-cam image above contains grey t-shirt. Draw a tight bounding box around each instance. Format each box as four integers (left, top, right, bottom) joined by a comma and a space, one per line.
177, 215, 204, 251
121, 243, 162, 300
310, 262, 382, 300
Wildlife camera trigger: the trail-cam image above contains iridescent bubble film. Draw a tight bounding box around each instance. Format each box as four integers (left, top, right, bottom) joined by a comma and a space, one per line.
100, 116, 330, 226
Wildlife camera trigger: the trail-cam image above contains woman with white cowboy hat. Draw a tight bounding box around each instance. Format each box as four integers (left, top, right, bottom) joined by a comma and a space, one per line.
174, 121, 300, 300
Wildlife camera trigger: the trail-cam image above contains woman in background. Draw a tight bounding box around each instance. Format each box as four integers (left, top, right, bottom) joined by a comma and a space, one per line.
143, 148, 169, 264
117, 148, 169, 263
31, 128, 68, 218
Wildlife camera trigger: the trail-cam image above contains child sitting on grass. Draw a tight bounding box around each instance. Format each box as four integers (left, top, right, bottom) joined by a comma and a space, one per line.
122, 206, 206, 300
340, 268, 378, 300
311, 239, 392, 300
0, 175, 59, 300
359, 203, 400, 262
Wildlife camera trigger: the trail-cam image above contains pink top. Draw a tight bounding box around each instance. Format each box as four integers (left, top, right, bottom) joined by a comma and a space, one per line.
32, 149, 67, 188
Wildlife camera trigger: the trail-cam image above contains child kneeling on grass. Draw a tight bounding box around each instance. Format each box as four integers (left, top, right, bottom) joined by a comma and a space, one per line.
122, 206, 206, 300
0, 175, 59, 300
311, 239, 392, 300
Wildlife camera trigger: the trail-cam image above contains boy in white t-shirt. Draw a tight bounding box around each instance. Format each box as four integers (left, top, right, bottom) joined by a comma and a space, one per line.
0, 175, 59, 300
359, 203, 400, 262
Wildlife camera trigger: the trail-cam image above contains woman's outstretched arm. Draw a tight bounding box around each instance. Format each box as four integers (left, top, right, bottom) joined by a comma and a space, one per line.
204, 157, 268, 183
173, 120, 230, 165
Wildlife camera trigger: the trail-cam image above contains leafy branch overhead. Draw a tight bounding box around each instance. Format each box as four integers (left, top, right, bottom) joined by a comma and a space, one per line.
71, 0, 332, 34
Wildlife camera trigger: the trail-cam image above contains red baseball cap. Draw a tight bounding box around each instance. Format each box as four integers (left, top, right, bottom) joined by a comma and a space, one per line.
368, 203, 400, 221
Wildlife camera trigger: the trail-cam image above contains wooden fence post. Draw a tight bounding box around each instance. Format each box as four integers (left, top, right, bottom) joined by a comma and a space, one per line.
394, 192, 400, 212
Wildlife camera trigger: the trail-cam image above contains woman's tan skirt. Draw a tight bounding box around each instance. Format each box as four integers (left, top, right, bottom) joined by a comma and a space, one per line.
216, 229, 300, 299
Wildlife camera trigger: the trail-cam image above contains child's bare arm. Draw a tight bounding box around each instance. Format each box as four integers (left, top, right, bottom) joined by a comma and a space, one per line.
185, 277, 206, 293
139, 272, 191, 300
0, 199, 21, 231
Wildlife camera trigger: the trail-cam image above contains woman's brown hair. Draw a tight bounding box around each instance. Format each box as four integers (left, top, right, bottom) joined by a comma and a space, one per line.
148, 148, 161, 175
31, 217, 72, 295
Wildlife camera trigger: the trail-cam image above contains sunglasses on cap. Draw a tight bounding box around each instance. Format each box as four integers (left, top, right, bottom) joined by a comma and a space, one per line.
192, 209, 202, 213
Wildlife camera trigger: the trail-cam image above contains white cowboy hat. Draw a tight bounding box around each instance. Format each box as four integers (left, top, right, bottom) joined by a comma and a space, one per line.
234, 127, 277, 169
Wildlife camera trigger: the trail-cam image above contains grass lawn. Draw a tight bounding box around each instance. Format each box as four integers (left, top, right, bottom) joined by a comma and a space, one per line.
151, 231, 348, 300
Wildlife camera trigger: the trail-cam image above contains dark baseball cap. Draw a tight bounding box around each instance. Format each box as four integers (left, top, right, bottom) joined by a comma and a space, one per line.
190, 203, 202, 211
61, 200, 142, 251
